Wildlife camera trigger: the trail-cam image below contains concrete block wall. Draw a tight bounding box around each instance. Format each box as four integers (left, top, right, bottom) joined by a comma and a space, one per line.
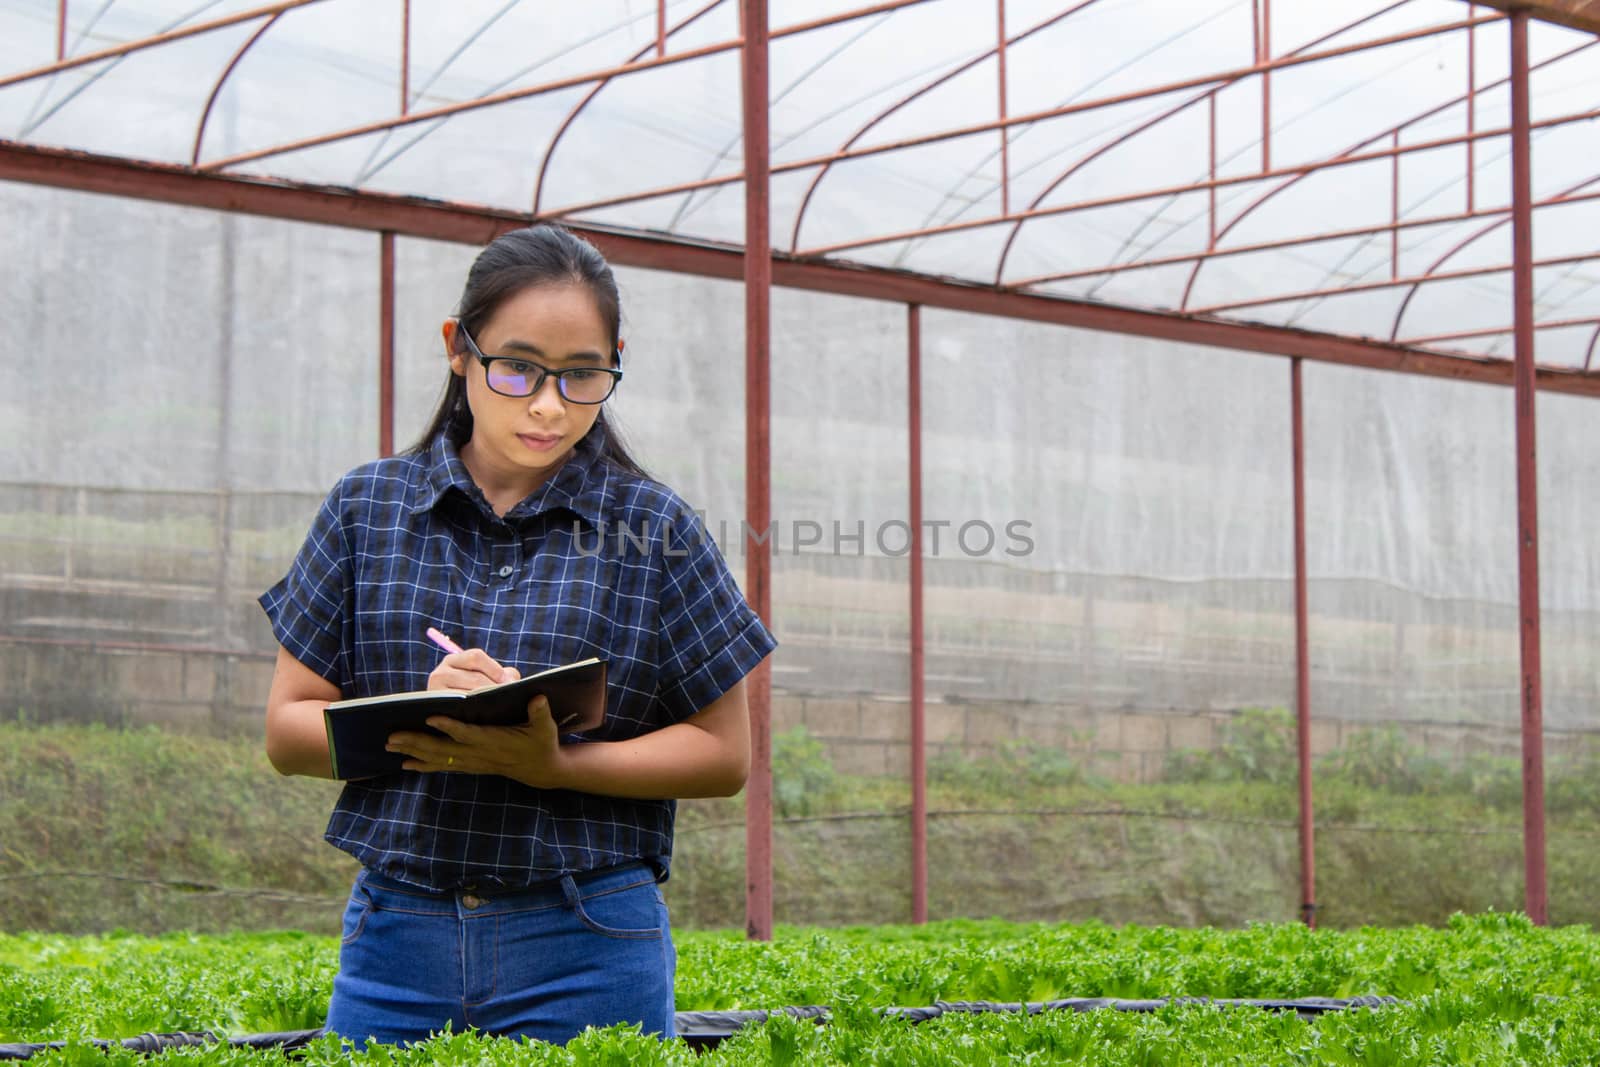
4, 640, 1596, 783
772, 693, 1599, 785
2, 641, 275, 738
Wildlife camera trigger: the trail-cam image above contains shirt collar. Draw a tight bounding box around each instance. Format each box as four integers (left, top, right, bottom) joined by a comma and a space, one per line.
411, 420, 612, 528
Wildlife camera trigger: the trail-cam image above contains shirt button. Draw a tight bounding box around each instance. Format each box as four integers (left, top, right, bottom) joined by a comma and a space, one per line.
497, 564, 513, 578
461, 894, 482, 910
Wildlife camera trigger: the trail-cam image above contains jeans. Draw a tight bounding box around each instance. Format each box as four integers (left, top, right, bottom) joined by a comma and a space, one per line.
323, 862, 676, 1048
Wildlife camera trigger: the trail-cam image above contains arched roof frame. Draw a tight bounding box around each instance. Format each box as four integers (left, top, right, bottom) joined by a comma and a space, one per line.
0, 0, 1596, 378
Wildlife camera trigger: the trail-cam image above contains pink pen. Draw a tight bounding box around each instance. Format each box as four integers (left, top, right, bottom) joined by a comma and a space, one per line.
425, 626, 464, 655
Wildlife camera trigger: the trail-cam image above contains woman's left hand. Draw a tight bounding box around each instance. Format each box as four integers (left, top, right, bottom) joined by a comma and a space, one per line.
386, 695, 573, 788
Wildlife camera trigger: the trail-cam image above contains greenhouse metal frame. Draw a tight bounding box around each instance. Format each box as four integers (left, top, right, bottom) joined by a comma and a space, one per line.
2, 0, 1597, 938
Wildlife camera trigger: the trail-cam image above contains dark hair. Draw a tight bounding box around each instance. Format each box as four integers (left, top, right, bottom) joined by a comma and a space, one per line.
409, 223, 649, 479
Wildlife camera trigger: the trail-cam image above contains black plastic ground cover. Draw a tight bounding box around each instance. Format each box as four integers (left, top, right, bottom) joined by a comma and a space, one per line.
0, 996, 1400, 1058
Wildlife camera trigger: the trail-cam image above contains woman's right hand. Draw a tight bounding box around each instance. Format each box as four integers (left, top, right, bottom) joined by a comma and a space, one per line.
426, 649, 521, 692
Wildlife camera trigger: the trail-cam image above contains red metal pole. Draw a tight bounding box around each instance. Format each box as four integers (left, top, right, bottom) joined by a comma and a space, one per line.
1291, 357, 1315, 928
657, 0, 666, 57
1391, 131, 1400, 279
1251, 0, 1259, 83
740, 0, 775, 943
399, 0, 410, 115
379, 231, 395, 457
996, 0, 1010, 217
1467, 3, 1477, 212
1509, 10, 1547, 926
1261, 0, 1272, 172
1208, 92, 1217, 247
908, 303, 928, 925
56, 0, 67, 60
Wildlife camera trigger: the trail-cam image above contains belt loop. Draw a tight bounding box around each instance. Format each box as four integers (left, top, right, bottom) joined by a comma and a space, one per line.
558, 872, 580, 910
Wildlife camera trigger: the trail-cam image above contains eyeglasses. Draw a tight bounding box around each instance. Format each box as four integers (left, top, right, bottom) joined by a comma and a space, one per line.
457, 326, 623, 404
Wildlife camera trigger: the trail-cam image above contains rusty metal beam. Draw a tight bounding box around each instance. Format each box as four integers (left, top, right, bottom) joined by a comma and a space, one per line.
794, 105, 1600, 259
1291, 357, 1315, 930
192, 14, 285, 165
907, 302, 927, 926
5, 140, 1600, 398
740, 0, 774, 944
1392, 170, 1600, 341
995, 1, 1413, 287
790, 0, 1102, 253
1012, 189, 1600, 288
1468, 0, 1600, 35
1403, 315, 1600, 345
378, 230, 395, 457
532, 0, 724, 214
1508, 9, 1547, 928
1181, 34, 1595, 312
1189, 250, 1600, 315
198, 0, 934, 172
549, 11, 1500, 223
0, 0, 324, 91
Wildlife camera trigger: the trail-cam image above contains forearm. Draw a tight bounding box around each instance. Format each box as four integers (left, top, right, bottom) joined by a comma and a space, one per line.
538, 719, 749, 800
264, 645, 344, 778
265, 698, 338, 778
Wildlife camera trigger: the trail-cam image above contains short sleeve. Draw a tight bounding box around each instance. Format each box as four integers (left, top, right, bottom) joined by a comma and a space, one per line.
655, 504, 777, 722
258, 484, 352, 686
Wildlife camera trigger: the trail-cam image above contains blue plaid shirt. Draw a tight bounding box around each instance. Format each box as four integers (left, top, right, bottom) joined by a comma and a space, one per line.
259, 422, 775, 891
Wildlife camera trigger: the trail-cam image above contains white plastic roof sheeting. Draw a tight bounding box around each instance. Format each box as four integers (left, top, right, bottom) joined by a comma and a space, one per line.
2, 0, 1597, 369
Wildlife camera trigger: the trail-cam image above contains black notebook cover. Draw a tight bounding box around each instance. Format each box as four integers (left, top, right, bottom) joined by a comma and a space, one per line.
323, 658, 607, 780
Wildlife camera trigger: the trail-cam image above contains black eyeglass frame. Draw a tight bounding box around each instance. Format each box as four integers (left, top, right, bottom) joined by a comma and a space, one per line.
456, 325, 624, 404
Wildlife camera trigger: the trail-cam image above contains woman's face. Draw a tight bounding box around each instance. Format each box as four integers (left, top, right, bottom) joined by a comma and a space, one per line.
444, 282, 614, 497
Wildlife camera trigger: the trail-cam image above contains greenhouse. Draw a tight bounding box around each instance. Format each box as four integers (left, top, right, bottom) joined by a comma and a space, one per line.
3, 0, 1599, 1061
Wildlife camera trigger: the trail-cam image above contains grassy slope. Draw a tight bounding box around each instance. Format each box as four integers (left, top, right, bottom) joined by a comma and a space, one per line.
5, 722, 1599, 934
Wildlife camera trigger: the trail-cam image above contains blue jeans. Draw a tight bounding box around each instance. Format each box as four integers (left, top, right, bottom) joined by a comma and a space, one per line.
324, 862, 676, 1048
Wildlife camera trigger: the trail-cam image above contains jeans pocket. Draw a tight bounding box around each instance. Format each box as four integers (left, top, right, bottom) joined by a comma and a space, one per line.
570, 879, 664, 940
340, 886, 374, 947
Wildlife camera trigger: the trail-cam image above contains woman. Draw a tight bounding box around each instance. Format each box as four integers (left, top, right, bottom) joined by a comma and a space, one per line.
260, 224, 774, 1047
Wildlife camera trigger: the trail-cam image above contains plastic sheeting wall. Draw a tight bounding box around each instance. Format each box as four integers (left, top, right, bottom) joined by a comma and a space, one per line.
4, 179, 1598, 728
4, 180, 1600, 932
